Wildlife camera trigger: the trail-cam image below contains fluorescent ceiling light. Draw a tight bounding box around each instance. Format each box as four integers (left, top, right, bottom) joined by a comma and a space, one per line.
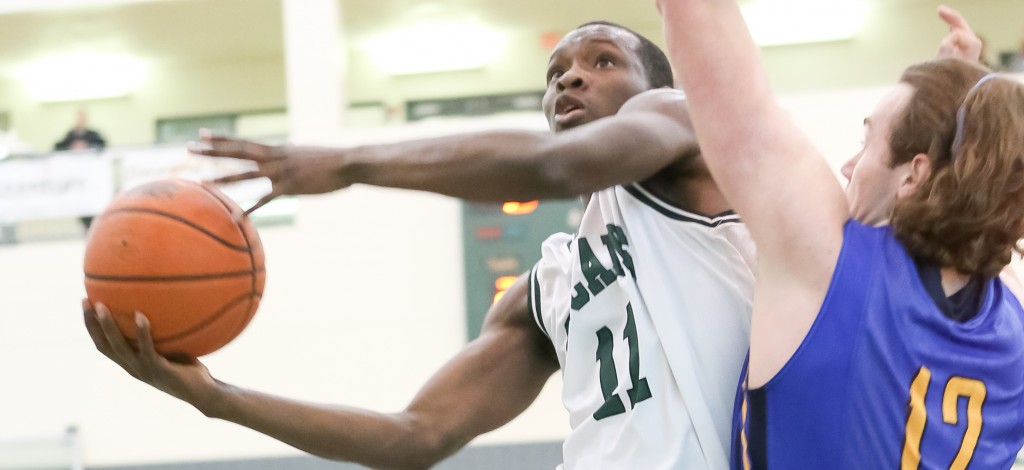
19, 53, 148, 102
360, 20, 505, 76
742, 0, 868, 47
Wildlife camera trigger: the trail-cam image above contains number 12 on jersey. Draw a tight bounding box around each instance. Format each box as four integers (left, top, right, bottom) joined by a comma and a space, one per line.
593, 303, 653, 420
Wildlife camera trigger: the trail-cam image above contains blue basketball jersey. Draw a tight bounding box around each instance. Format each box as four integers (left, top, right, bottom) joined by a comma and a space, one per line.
732, 220, 1024, 469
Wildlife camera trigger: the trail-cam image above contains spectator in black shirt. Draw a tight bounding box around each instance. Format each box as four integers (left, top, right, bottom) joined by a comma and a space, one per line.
54, 110, 106, 151
55, 109, 106, 230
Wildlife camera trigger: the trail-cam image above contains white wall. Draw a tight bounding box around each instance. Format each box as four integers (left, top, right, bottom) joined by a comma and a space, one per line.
1, 57, 288, 153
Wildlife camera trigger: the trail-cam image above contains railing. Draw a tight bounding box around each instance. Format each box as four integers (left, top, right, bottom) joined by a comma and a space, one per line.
0, 144, 274, 229
0, 426, 82, 470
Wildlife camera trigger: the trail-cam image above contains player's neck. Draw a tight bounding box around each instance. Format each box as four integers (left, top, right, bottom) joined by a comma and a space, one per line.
673, 177, 731, 216
939, 267, 972, 296
640, 173, 731, 216
689, 179, 731, 216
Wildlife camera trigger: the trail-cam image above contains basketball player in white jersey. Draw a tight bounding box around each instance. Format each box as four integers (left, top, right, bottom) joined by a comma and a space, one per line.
85, 22, 754, 469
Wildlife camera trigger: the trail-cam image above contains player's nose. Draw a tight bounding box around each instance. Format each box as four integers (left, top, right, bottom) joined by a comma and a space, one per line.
556, 66, 586, 92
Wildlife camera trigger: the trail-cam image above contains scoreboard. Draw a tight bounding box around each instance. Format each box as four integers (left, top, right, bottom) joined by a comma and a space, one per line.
462, 199, 581, 340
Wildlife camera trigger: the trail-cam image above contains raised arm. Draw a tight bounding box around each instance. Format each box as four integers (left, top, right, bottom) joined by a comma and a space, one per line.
657, 0, 848, 258
657, 0, 849, 385
935, 5, 983, 62
83, 274, 558, 470
193, 89, 698, 213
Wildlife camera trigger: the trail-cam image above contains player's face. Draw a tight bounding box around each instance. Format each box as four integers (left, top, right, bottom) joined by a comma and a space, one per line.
542, 25, 650, 133
841, 84, 915, 226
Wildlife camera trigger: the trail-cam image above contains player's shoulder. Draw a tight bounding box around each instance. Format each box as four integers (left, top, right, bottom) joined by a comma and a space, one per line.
618, 87, 687, 116
540, 231, 574, 252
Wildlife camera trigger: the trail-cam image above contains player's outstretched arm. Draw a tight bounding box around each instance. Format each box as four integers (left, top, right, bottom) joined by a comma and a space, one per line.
82, 275, 558, 470
192, 89, 698, 213
657, 0, 848, 386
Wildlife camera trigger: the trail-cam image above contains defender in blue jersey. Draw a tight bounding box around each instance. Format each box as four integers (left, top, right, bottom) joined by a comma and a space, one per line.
659, 1, 1024, 468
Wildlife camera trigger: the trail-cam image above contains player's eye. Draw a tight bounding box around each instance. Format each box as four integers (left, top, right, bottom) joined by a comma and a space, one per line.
547, 69, 564, 84
596, 55, 615, 68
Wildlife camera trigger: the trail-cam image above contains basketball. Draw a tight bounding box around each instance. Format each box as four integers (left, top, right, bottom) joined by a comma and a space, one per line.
83, 179, 266, 357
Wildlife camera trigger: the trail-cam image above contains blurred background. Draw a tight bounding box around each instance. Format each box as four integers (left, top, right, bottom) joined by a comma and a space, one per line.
0, 0, 1022, 469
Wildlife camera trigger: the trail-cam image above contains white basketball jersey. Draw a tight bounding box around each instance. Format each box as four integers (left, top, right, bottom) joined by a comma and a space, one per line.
529, 183, 755, 470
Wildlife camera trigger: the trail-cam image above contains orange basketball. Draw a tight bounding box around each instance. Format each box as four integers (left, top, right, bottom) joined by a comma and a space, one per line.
83, 179, 266, 357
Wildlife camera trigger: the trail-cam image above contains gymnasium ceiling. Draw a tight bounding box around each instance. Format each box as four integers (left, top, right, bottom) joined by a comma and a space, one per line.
0, 0, 670, 77
0, 0, 960, 80
0, 0, 286, 75
0, 0, 1015, 83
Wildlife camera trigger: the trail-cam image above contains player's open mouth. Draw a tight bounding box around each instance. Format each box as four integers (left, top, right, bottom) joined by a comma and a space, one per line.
554, 96, 586, 125
555, 108, 585, 124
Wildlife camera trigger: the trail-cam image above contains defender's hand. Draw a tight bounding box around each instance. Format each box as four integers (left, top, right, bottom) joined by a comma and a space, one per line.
936, 5, 983, 63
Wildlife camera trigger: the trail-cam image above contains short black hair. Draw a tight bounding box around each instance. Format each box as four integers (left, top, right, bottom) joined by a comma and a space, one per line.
577, 21, 674, 89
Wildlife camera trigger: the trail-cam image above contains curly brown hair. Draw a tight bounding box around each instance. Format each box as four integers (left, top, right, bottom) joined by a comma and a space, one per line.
890, 59, 1024, 277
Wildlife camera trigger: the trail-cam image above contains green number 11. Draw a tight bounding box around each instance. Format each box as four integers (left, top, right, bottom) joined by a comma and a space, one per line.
593, 303, 653, 420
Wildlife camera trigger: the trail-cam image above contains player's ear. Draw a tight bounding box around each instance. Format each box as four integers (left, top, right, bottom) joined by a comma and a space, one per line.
897, 153, 932, 199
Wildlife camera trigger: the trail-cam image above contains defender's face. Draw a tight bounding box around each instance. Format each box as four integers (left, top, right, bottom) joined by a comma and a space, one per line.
542, 25, 650, 133
841, 84, 915, 226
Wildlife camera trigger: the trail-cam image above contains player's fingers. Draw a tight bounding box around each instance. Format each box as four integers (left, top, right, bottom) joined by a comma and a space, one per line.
194, 130, 276, 162
211, 171, 265, 185
939, 31, 982, 61
937, 36, 955, 57
242, 140, 276, 160
938, 5, 972, 33
94, 303, 138, 365
132, 312, 169, 382
83, 299, 113, 354
189, 139, 259, 161
245, 191, 280, 215
133, 312, 160, 361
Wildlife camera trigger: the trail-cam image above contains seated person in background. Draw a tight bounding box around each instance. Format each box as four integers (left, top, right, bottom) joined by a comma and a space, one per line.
54, 109, 106, 151
54, 109, 106, 229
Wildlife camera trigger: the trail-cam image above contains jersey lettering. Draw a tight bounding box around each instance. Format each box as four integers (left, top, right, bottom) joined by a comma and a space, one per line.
571, 224, 633, 310
601, 224, 636, 280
